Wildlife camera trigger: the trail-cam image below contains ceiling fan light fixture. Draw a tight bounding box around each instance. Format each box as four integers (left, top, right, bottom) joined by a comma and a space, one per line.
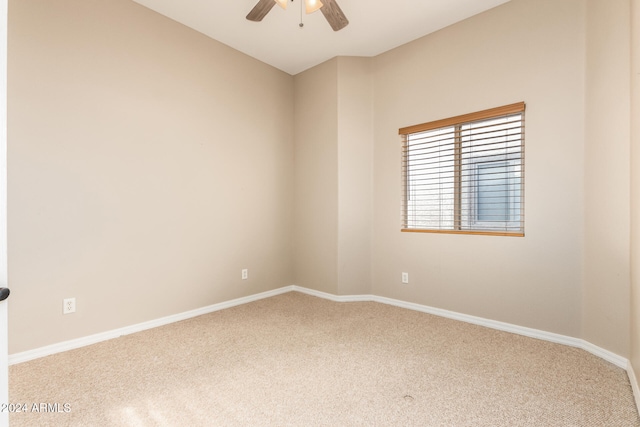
248, 0, 348, 31
305, 0, 323, 14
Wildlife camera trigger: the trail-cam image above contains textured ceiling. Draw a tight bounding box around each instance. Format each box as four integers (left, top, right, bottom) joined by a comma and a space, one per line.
131, 0, 511, 75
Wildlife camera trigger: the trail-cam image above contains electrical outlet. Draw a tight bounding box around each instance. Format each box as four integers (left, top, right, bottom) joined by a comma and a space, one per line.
402, 272, 409, 284
63, 298, 76, 314
242, 269, 248, 280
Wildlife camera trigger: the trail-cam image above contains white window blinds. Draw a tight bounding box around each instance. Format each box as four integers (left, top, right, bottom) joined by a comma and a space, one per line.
399, 103, 525, 236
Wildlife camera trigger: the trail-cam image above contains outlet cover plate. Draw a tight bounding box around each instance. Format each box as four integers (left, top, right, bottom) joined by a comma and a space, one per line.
63, 298, 76, 314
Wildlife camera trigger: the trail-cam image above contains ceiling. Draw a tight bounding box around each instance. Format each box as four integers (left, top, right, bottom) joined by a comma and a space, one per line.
131, 0, 511, 75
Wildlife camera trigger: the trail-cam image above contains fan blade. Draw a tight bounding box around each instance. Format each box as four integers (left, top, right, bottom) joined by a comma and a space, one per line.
246, 0, 276, 22
320, 0, 349, 31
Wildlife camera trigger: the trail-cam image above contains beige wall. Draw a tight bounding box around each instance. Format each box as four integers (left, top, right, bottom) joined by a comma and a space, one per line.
293, 59, 339, 295
293, 57, 374, 296
8, 0, 294, 353
371, 0, 585, 337
583, 0, 632, 357
337, 57, 373, 296
631, 0, 640, 383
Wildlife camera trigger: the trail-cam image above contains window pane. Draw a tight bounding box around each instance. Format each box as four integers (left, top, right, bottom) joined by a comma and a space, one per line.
406, 127, 455, 229
477, 163, 510, 222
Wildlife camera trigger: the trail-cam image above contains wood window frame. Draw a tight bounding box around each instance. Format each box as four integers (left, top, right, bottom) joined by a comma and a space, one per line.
399, 102, 526, 237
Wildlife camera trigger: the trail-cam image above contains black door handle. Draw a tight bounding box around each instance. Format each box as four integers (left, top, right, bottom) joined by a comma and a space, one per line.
0, 288, 9, 301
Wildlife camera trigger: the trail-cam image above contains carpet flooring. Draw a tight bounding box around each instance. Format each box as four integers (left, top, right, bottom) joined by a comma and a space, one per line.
9, 291, 640, 426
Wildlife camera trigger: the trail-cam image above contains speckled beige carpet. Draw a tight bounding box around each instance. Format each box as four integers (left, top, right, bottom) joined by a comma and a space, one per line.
8, 291, 640, 426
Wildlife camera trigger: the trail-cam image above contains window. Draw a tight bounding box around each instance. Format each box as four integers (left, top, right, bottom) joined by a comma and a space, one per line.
399, 102, 525, 236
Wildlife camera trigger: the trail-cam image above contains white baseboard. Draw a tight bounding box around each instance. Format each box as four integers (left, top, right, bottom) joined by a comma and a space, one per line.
10, 284, 630, 373
290, 286, 371, 303
9, 286, 295, 365
291, 285, 629, 369
579, 340, 629, 370
629, 362, 640, 413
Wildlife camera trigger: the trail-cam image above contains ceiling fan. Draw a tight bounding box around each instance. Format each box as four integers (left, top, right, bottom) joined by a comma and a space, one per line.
246, 0, 349, 31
